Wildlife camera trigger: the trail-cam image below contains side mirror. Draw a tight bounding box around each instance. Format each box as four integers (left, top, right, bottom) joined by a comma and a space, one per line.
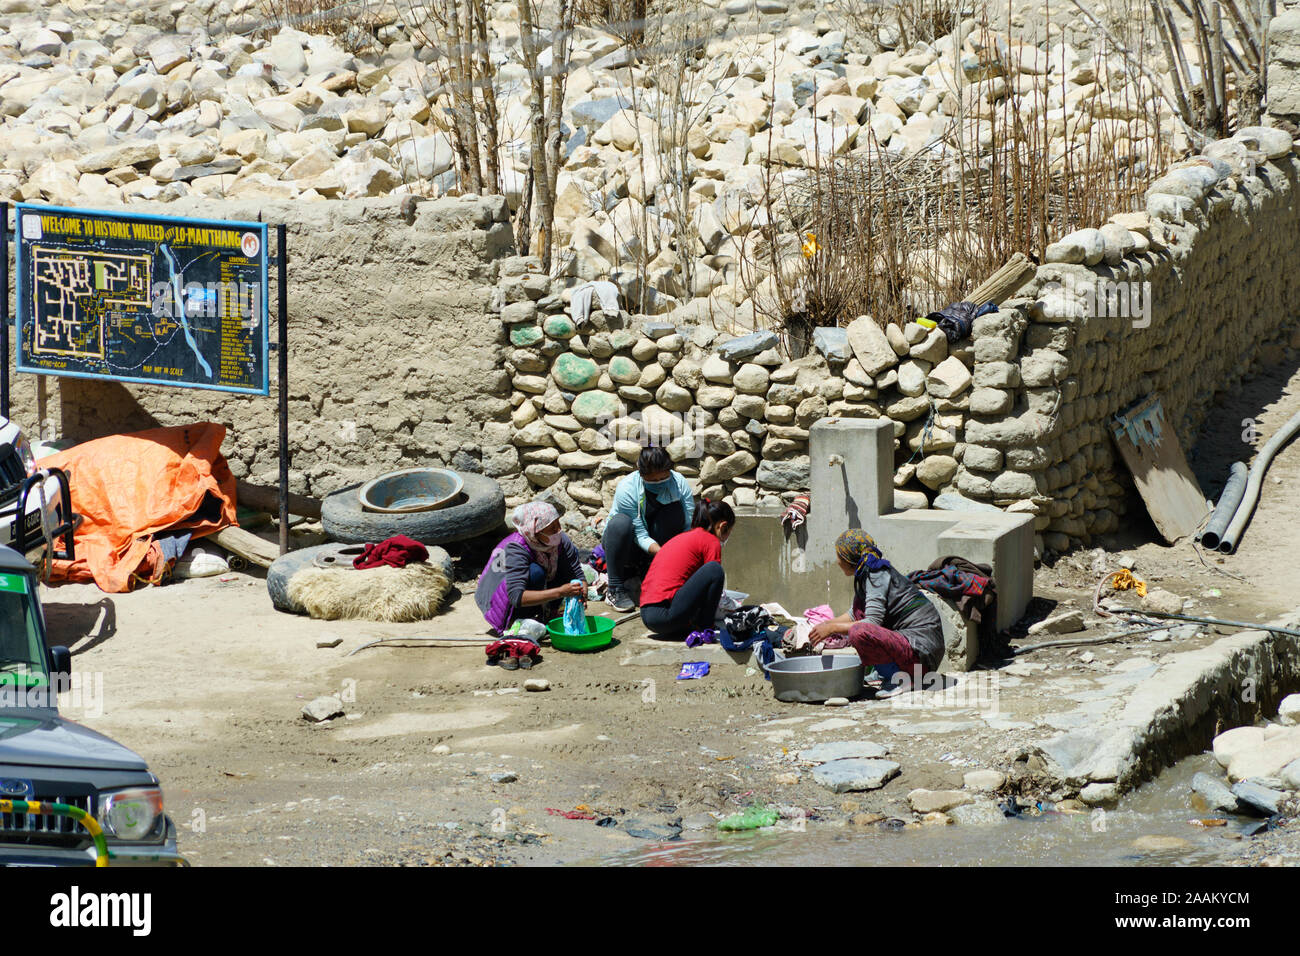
49, 645, 71, 690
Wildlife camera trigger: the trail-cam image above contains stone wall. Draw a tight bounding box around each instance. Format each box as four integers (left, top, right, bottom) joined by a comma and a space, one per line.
1270, 9, 1300, 124
970, 127, 1300, 553
6, 194, 514, 496
499, 126, 1300, 556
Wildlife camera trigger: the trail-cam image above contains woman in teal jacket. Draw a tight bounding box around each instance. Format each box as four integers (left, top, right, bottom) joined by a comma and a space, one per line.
601, 446, 694, 611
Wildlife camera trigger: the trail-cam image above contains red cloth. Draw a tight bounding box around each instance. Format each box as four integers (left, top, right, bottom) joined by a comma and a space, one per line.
827, 621, 918, 670
353, 534, 429, 569
546, 808, 596, 820
639, 527, 722, 607
485, 638, 540, 661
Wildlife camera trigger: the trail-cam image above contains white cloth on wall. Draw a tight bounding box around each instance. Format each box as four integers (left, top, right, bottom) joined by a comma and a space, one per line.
569, 280, 622, 326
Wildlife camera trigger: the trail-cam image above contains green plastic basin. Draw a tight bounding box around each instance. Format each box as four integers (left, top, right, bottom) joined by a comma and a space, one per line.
546, 614, 617, 652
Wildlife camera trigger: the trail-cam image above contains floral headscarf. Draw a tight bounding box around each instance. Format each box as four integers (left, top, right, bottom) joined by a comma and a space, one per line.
513, 502, 561, 577
835, 529, 891, 576
836, 529, 891, 619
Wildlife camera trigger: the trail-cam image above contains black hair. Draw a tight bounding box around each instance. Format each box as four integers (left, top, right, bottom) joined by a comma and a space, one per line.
638, 446, 672, 476
693, 497, 736, 531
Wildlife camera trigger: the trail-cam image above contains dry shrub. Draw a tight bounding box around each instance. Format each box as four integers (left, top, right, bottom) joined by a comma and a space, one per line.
256, 0, 386, 52
742, 26, 1175, 351
833, 0, 961, 49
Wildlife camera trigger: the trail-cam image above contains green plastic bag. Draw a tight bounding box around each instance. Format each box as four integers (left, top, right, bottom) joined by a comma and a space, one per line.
717, 805, 779, 831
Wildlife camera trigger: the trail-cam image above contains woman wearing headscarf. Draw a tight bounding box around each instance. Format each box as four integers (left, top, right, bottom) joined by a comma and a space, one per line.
807, 529, 944, 693
476, 502, 585, 635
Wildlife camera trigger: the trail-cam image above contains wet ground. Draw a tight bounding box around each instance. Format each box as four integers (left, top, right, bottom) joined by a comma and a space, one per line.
38, 561, 1298, 867
597, 753, 1299, 867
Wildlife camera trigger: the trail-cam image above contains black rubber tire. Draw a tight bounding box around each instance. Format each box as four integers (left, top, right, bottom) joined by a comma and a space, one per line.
320, 472, 506, 546
267, 542, 456, 613
267, 543, 360, 614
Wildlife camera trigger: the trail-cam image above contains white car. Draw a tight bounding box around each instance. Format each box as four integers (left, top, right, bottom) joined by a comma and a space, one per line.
0, 418, 78, 569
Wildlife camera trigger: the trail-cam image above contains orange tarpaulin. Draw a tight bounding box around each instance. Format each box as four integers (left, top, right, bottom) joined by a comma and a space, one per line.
38, 423, 237, 593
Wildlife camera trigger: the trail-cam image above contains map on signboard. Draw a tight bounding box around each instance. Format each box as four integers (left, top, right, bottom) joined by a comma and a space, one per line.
15, 204, 269, 395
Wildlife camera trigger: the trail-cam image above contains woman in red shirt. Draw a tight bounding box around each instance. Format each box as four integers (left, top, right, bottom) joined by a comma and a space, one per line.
639, 499, 735, 639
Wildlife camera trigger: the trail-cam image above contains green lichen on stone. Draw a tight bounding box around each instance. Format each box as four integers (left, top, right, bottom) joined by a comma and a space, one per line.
571, 389, 623, 426
608, 355, 640, 384
552, 352, 600, 391
543, 315, 576, 339
509, 323, 543, 347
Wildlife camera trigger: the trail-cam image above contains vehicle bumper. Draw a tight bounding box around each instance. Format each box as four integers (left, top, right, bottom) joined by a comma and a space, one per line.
0, 819, 188, 867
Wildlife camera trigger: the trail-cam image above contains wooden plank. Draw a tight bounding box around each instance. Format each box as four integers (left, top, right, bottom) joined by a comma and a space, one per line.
969, 252, 1036, 306
1110, 394, 1209, 543
210, 526, 280, 569
236, 479, 321, 519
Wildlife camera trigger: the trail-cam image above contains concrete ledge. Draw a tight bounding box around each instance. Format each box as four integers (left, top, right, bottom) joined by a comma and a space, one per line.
924, 592, 979, 672
870, 509, 1033, 632
1031, 611, 1300, 801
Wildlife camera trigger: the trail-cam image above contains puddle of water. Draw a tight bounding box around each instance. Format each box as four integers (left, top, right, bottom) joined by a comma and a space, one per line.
593, 753, 1263, 867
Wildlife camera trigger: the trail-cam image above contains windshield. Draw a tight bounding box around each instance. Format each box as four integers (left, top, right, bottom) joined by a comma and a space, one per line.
0, 571, 46, 686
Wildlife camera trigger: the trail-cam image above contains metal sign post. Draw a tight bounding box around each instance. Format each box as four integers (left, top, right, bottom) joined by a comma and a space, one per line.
277, 224, 289, 556
2, 201, 9, 420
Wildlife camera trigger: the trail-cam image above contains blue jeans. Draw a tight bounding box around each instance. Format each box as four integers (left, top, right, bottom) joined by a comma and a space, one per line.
602, 506, 685, 595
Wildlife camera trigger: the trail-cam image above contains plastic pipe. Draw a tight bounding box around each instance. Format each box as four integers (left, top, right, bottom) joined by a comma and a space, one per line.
1111, 608, 1300, 638
1199, 460, 1248, 550
1218, 409, 1300, 553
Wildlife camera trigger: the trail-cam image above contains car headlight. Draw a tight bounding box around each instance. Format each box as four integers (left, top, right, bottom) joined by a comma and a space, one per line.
99, 788, 164, 841
14, 433, 35, 476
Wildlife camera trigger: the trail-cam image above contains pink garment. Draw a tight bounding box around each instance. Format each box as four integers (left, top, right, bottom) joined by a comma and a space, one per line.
787, 605, 836, 651
803, 604, 834, 625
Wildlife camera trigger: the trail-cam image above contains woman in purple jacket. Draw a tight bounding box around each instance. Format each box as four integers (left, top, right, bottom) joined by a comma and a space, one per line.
475, 502, 585, 635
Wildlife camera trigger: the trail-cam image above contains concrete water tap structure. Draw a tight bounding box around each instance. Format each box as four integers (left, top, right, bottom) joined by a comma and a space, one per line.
726, 416, 1035, 667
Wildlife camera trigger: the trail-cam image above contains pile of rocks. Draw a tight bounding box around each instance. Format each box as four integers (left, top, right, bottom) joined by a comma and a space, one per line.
1, 0, 1184, 327
1203, 705, 1300, 816
6, 2, 1298, 559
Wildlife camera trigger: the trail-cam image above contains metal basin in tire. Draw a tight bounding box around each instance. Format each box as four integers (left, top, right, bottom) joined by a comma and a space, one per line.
320, 471, 505, 546
767, 655, 865, 703
359, 467, 464, 514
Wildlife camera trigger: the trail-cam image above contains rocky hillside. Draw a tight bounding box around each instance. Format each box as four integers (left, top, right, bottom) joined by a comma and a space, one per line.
1, 0, 1201, 331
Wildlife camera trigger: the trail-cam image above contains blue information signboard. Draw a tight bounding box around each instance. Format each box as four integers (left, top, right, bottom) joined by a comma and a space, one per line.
13, 203, 269, 396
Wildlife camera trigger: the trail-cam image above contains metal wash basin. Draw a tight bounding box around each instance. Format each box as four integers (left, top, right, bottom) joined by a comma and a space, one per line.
767, 654, 866, 703
358, 467, 465, 514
